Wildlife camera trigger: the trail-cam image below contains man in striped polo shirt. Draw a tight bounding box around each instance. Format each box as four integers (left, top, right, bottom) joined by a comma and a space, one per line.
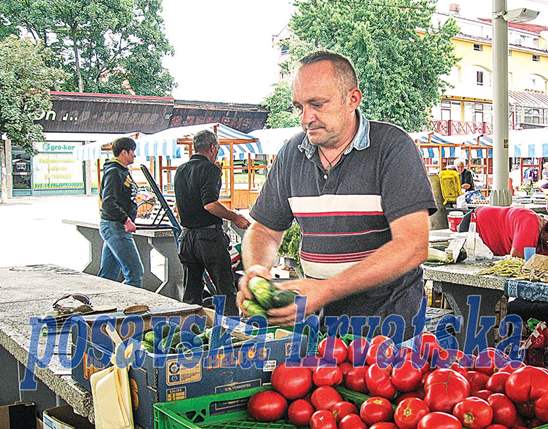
238, 51, 436, 340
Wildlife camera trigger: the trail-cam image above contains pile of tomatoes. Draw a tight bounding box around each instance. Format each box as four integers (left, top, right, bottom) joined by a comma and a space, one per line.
246, 333, 548, 429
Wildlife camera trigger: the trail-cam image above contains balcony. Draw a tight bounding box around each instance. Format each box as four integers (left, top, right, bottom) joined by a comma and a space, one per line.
432, 120, 492, 136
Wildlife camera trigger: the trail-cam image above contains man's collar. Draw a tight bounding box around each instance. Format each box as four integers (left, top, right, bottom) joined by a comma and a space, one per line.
297, 110, 371, 159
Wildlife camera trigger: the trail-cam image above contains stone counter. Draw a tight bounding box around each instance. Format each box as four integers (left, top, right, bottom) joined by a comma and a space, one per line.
0, 264, 192, 422
422, 260, 507, 291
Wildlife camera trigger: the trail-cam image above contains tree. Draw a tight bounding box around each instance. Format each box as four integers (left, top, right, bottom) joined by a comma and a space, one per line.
0, 0, 175, 96
0, 36, 65, 151
263, 80, 300, 128
267, 0, 459, 132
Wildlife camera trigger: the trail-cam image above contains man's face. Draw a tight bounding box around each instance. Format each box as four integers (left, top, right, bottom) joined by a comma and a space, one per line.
292, 61, 361, 148
456, 164, 464, 173
120, 148, 136, 165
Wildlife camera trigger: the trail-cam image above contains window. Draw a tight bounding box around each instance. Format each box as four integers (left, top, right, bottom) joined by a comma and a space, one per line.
473, 44, 483, 51
533, 55, 540, 62
477, 71, 484, 86
524, 108, 542, 124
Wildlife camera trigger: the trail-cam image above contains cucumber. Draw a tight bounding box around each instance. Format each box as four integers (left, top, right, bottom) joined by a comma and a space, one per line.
248, 277, 274, 309
144, 330, 155, 344
242, 299, 267, 316
271, 289, 297, 308
161, 323, 180, 338
142, 341, 153, 353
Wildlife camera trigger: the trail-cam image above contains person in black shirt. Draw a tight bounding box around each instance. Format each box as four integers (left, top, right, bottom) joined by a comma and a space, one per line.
98, 137, 144, 287
175, 130, 250, 315
455, 160, 475, 191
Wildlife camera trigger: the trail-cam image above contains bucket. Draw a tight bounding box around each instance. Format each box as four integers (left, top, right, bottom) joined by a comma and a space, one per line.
447, 211, 464, 232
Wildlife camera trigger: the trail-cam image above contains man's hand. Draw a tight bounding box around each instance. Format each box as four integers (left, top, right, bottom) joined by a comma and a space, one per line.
265, 278, 326, 326
233, 214, 251, 230
237, 265, 271, 314
124, 218, 137, 233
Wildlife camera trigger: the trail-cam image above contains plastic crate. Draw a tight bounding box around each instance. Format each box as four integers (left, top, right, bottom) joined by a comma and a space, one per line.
154, 386, 366, 429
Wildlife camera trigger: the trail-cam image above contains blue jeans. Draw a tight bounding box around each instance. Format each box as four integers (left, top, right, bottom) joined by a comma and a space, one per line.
98, 220, 144, 288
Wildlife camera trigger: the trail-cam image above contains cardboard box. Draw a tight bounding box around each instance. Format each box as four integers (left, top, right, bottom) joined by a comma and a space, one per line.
71, 306, 306, 429
0, 402, 36, 429
42, 406, 94, 429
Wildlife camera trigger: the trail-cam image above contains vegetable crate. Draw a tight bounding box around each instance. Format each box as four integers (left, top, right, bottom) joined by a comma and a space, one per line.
154, 386, 366, 429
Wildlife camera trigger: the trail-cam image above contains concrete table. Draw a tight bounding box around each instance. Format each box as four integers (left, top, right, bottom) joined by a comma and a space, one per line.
423, 260, 548, 347
0, 265, 192, 426
63, 219, 183, 300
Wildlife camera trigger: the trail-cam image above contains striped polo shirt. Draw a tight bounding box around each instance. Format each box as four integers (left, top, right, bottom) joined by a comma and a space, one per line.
250, 111, 436, 330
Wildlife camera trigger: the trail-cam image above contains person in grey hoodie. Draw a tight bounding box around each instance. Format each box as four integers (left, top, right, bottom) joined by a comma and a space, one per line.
98, 137, 144, 287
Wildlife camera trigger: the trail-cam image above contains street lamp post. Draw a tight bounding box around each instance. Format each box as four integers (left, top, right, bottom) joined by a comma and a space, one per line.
491, 0, 511, 206
491, 0, 539, 206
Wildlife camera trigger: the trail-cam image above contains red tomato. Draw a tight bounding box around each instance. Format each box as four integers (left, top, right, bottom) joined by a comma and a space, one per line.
475, 390, 494, 401
360, 396, 394, 425
535, 392, 548, 423
348, 337, 369, 366
396, 391, 425, 404
515, 401, 535, 419
318, 337, 348, 365
392, 359, 423, 392
424, 369, 471, 412
339, 413, 367, 429
287, 399, 314, 426
417, 412, 463, 429
394, 397, 430, 429
475, 348, 508, 375
344, 366, 368, 393
247, 390, 287, 422
486, 372, 510, 394
367, 335, 396, 366
330, 401, 357, 422
309, 409, 337, 429
497, 361, 525, 374
487, 394, 517, 427
370, 423, 399, 429
453, 397, 494, 429
271, 363, 312, 400
313, 366, 343, 386
366, 363, 397, 399
484, 425, 509, 429
340, 361, 353, 375
504, 366, 548, 403
418, 333, 440, 361
465, 370, 490, 393
310, 385, 343, 410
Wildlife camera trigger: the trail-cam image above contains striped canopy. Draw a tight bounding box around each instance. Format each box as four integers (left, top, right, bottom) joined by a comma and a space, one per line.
73, 123, 260, 161
509, 127, 548, 158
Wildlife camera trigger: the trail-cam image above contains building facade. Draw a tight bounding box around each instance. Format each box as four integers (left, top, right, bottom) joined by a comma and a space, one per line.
433, 4, 548, 135
6, 92, 267, 197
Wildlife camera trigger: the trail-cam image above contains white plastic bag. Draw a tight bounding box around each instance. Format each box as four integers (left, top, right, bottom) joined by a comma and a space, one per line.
456, 194, 468, 209
464, 231, 494, 260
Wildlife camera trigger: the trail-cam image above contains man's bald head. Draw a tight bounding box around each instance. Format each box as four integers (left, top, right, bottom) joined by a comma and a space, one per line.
298, 51, 358, 94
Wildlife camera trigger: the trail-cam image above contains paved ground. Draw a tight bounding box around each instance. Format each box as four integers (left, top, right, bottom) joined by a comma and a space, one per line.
0, 195, 101, 271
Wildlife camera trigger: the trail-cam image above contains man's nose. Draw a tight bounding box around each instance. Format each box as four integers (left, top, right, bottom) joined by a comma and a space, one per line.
301, 105, 316, 126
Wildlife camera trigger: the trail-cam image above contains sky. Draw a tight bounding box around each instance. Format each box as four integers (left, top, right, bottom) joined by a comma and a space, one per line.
161, 0, 548, 104
162, 0, 293, 104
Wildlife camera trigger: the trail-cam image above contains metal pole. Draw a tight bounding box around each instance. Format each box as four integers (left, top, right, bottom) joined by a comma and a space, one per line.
491, 0, 512, 206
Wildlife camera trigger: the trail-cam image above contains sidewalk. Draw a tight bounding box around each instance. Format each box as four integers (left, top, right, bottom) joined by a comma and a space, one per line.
0, 195, 99, 270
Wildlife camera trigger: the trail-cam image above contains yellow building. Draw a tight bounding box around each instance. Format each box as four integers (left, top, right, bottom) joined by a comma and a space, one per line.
434, 9, 548, 134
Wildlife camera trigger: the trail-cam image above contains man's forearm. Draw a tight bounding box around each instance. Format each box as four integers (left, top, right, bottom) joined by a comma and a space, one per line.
320, 235, 428, 305
242, 222, 284, 270
204, 201, 238, 221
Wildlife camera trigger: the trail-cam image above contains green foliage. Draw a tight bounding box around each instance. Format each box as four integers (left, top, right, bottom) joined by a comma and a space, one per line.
263, 80, 300, 128
278, 222, 302, 263
0, 0, 175, 96
268, 0, 459, 132
0, 36, 66, 152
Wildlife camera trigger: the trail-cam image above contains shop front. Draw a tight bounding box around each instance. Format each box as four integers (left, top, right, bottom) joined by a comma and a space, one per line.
12, 141, 85, 196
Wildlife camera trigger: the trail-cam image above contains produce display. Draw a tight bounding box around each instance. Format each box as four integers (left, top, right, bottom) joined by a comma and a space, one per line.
241, 333, 548, 429
141, 322, 211, 354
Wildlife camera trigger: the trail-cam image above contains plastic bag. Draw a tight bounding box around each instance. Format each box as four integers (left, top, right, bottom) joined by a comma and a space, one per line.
456, 194, 468, 209
464, 231, 494, 260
